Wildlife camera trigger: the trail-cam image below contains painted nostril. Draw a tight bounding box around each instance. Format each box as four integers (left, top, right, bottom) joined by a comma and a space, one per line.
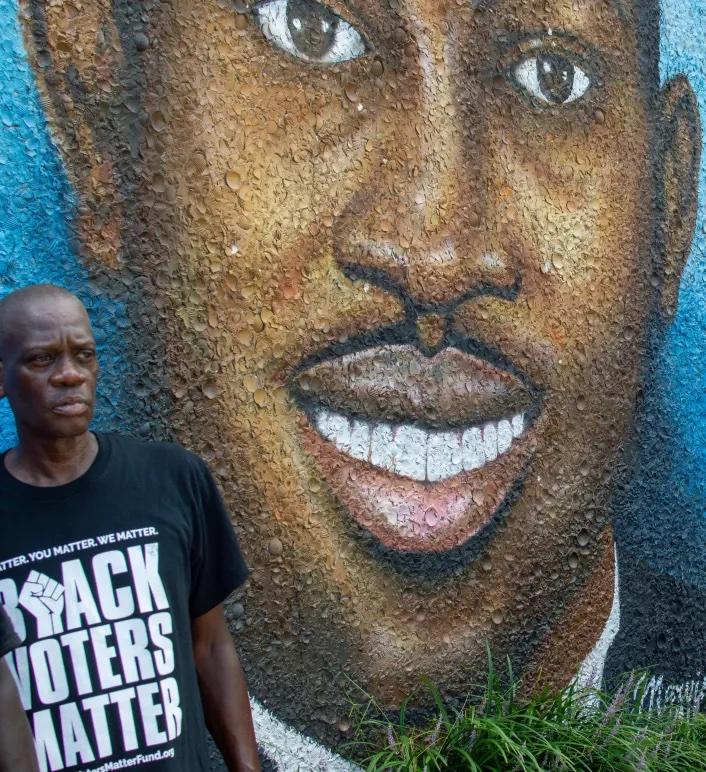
336, 233, 521, 309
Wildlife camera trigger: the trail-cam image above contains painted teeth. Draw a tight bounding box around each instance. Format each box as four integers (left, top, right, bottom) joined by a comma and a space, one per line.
314, 408, 526, 482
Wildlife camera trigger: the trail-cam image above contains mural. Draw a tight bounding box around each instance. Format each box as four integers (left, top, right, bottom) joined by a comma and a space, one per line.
2, 0, 706, 769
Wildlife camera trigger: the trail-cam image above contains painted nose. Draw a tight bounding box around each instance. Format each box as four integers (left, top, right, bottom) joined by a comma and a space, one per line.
336, 237, 520, 315
333, 19, 520, 311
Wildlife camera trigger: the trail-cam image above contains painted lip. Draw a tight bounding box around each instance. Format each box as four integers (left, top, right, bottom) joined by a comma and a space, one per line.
290, 343, 542, 553
51, 396, 90, 417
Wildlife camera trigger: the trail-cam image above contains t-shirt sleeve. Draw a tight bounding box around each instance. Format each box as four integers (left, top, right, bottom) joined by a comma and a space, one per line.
189, 458, 250, 619
0, 605, 20, 657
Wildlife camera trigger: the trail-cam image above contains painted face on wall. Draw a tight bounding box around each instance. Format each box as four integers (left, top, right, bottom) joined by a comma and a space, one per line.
26, 0, 699, 749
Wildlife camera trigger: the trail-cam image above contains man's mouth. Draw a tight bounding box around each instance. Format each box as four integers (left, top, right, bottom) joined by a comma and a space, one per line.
290, 343, 542, 553
51, 396, 90, 417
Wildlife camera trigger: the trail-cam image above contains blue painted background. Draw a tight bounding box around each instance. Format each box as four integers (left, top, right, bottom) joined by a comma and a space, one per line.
0, 0, 704, 512
0, 0, 129, 443
658, 1, 706, 508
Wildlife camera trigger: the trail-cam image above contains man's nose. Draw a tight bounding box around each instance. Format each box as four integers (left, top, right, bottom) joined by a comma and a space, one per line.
50, 355, 87, 385
334, 18, 519, 311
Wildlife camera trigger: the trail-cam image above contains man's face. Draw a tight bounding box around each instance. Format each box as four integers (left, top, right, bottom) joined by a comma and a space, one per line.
0, 297, 98, 442
87, 0, 661, 740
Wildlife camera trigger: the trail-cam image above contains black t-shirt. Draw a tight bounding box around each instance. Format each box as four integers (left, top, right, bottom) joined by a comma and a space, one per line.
0, 604, 20, 657
0, 433, 249, 772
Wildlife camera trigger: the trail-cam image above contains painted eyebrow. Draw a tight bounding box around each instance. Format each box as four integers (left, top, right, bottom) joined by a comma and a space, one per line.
470, 0, 627, 23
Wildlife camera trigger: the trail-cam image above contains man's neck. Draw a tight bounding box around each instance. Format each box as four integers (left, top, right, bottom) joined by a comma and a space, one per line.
5, 431, 98, 487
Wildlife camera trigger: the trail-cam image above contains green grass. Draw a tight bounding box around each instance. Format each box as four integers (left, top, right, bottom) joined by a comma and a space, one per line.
346, 667, 706, 771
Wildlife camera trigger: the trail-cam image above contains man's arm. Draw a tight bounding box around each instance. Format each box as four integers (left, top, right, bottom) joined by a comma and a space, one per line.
0, 659, 39, 772
192, 604, 260, 772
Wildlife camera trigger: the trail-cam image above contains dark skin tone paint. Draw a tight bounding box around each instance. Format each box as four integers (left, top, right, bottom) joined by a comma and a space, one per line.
0, 288, 261, 772
21, 0, 700, 736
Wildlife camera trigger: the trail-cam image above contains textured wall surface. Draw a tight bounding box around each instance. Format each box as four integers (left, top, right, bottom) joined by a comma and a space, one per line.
1, 1, 706, 769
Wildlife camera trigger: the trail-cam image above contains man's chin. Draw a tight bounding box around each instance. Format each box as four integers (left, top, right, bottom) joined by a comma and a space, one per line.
37, 418, 94, 441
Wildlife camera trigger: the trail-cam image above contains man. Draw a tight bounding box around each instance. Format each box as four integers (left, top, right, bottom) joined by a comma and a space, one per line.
0, 605, 39, 772
0, 285, 260, 771
16, 0, 703, 768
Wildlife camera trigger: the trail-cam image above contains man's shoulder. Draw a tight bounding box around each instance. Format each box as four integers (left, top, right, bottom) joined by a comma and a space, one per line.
100, 432, 206, 476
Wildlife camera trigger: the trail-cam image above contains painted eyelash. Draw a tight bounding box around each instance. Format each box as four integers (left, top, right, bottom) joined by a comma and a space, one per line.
248, 0, 371, 43
496, 31, 605, 81
248, 0, 372, 66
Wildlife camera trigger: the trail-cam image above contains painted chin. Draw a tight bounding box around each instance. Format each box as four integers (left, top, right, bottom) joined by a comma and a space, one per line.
299, 410, 540, 553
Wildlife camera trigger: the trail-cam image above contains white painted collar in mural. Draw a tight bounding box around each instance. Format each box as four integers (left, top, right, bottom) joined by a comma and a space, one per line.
575, 545, 621, 690
251, 547, 621, 771
250, 698, 359, 771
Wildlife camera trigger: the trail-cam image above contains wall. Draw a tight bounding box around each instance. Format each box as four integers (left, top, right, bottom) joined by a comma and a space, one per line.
1, 1, 705, 770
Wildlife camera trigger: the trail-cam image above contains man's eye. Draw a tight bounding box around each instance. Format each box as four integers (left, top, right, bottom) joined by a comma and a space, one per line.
253, 0, 368, 64
513, 53, 591, 105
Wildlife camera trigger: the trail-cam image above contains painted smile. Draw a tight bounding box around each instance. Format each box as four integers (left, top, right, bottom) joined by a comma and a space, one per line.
291, 344, 542, 553
312, 406, 527, 482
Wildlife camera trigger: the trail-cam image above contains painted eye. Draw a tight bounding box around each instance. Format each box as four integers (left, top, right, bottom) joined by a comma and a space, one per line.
513, 53, 591, 105
253, 0, 368, 64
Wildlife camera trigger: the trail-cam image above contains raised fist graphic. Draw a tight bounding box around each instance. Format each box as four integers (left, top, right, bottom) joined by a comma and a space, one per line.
19, 570, 65, 638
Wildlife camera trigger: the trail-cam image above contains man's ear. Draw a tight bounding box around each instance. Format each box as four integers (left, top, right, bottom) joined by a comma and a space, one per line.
18, 0, 126, 268
657, 75, 701, 320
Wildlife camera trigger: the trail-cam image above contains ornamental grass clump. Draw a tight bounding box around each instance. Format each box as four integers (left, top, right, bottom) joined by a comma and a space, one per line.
347, 666, 706, 771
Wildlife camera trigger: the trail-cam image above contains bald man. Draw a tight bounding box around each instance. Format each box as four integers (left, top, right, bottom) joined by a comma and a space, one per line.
0, 285, 260, 772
